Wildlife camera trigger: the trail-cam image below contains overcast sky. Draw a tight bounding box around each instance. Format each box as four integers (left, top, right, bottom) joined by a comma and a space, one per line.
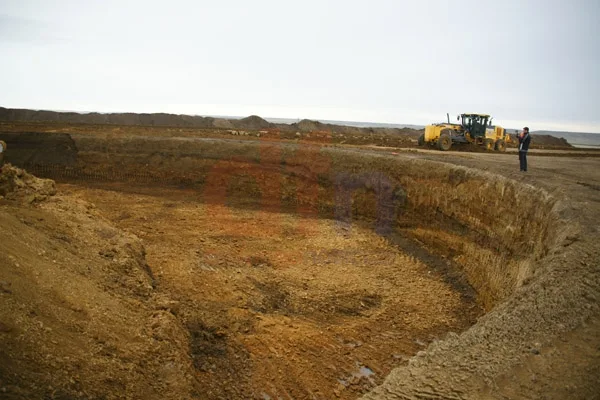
1, 0, 599, 132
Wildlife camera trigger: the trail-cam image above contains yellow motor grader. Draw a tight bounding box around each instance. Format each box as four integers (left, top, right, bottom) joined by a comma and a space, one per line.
418, 113, 511, 151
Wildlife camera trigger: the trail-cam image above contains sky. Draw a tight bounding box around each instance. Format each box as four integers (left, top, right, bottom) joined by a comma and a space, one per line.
0, 0, 599, 132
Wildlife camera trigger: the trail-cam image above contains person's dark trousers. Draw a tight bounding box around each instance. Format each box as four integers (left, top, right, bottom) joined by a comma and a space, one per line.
519, 151, 528, 171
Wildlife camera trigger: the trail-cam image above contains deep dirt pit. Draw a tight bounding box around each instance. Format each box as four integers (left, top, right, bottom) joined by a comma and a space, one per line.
3, 132, 598, 400
62, 183, 481, 399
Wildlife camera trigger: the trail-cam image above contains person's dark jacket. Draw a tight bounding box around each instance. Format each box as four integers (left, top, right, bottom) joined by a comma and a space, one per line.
519, 133, 531, 151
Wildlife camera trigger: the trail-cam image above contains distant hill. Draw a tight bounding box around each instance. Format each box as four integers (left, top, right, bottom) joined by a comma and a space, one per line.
532, 130, 600, 148
0, 106, 422, 138
264, 117, 424, 130
529, 134, 571, 148
0, 107, 217, 128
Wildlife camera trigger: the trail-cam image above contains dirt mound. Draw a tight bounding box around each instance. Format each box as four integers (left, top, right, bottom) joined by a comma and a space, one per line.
287, 119, 422, 142
0, 164, 56, 202
294, 119, 323, 132
234, 115, 272, 130
0, 107, 215, 128
531, 134, 572, 149
212, 118, 235, 129
0, 132, 78, 166
0, 168, 198, 399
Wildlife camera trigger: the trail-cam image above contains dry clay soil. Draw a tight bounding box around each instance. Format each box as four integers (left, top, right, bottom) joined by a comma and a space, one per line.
360, 149, 600, 400
0, 139, 599, 399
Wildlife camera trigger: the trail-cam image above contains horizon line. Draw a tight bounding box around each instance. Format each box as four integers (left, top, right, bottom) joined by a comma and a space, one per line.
1, 105, 599, 135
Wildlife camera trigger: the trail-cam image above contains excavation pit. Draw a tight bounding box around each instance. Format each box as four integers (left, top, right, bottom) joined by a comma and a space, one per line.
62, 182, 482, 399
0, 132, 573, 400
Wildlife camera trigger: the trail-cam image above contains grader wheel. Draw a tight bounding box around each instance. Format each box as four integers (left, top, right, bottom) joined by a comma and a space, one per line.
483, 139, 494, 151
495, 139, 506, 152
437, 132, 452, 151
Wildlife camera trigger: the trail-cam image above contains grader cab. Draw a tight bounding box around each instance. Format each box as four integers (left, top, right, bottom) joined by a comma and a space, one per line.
418, 113, 510, 151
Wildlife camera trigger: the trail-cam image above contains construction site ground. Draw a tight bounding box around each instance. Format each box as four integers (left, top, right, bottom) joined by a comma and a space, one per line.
60, 181, 482, 399
0, 124, 599, 400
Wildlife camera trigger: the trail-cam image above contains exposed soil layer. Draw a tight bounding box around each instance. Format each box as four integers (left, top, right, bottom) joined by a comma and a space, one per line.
58, 183, 480, 399
1, 127, 599, 399
361, 151, 600, 400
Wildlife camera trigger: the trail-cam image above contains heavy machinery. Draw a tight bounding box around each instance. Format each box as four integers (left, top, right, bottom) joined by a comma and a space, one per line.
418, 113, 511, 151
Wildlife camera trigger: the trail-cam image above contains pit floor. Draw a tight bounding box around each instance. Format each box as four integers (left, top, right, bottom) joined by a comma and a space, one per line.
60, 182, 482, 399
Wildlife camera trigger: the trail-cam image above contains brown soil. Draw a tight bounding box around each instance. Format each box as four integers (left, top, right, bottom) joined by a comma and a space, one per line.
65, 183, 481, 399
362, 150, 600, 400
0, 123, 599, 400
0, 166, 481, 400
0, 166, 482, 399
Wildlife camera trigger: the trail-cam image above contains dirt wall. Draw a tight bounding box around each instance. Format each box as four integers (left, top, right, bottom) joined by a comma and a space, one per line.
1, 132, 565, 307
0, 132, 78, 166
0, 166, 199, 400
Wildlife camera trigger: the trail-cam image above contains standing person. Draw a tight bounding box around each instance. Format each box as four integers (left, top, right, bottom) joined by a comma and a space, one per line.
518, 127, 531, 172
0, 140, 6, 173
